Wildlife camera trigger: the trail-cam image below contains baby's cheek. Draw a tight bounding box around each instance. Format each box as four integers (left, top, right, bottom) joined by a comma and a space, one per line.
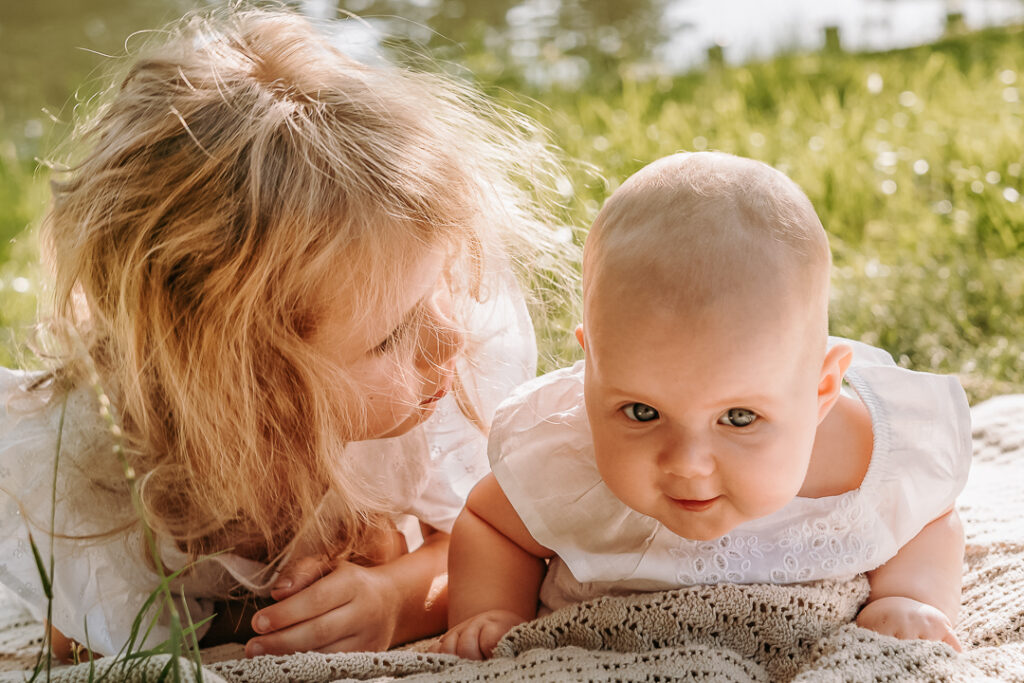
605, 461, 657, 511
735, 477, 798, 519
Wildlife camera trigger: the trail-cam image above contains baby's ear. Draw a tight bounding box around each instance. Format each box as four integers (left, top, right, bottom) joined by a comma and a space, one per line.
817, 343, 853, 423
575, 324, 585, 350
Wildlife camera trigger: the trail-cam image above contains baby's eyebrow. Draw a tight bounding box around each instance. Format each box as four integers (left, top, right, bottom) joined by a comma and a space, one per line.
714, 392, 777, 406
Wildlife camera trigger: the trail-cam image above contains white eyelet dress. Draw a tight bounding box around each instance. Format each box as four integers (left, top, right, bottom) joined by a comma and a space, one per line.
488, 338, 972, 611
0, 270, 536, 655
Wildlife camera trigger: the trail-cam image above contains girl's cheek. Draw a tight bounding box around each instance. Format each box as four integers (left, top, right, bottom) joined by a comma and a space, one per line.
371, 360, 420, 403
353, 353, 400, 386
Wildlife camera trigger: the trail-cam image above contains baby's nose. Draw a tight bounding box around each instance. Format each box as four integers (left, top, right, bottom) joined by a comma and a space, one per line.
659, 437, 715, 479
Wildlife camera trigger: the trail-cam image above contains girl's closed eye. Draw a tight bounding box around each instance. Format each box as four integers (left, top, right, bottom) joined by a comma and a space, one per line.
622, 402, 659, 422
718, 408, 758, 427
370, 281, 448, 357
372, 316, 415, 355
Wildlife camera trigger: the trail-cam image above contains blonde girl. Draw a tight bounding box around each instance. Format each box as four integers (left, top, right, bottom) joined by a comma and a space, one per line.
0, 7, 576, 657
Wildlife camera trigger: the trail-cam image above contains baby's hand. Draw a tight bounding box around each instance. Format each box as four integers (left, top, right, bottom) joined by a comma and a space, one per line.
431, 610, 526, 660
856, 596, 962, 651
245, 555, 399, 656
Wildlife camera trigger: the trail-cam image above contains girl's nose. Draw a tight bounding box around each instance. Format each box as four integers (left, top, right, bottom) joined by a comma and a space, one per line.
659, 436, 715, 479
417, 289, 464, 371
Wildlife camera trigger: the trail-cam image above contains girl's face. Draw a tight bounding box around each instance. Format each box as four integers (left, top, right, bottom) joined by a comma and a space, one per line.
313, 245, 464, 441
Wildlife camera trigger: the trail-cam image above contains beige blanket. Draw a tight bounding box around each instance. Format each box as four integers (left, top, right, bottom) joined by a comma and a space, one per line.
2, 395, 1023, 682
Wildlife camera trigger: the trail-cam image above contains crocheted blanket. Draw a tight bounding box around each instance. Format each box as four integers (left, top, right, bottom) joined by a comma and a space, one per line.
2, 395, 1023, 682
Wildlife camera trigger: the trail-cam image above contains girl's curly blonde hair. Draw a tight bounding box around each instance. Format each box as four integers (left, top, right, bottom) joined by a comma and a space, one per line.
40, 7, 578, 572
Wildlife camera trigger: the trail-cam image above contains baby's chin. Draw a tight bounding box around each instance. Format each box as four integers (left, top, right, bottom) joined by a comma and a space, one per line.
663, 523, 736, 543
648, 501, 752, 542
657, 500, 793, 542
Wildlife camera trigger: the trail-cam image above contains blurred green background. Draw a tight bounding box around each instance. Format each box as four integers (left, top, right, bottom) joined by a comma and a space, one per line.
2, 0, 1022, 401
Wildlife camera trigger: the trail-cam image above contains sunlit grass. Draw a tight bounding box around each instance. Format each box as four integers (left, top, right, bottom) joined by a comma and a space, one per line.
0, 147, 46, 369
508, 25, 1024, 402
2, 26, 1022, 404
0, 17, 1021, 683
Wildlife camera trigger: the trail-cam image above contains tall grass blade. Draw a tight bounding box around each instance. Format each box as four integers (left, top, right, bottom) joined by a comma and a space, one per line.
26, 532, 51, 600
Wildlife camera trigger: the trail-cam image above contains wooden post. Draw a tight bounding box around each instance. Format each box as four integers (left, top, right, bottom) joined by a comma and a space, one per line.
945, 12, 966, 36
824, 25, 841, 53
707, 44, 724, 69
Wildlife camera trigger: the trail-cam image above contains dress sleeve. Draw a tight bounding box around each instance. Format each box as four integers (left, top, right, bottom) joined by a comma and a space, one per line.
848, 359, 973, 552
489, 362, 657, 583
0, 368, 214, 656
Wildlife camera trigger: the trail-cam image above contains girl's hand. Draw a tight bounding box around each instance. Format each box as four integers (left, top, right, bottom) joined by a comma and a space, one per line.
245, 556, 399, 655
431, 610, 525, 660
856, 596, 962, 652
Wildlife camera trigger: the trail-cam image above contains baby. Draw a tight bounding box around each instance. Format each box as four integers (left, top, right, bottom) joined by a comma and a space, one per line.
435, 152, 972, 660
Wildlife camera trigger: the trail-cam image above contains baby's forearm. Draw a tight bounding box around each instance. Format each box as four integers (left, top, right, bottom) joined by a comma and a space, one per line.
865, 508, 964, 622
448, 506, 547, 627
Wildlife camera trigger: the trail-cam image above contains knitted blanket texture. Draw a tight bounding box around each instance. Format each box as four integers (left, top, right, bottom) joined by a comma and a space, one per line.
2, 395, 1023, 682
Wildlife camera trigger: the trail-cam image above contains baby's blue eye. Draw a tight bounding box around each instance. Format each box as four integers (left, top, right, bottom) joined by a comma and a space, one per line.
718, 408, 757, 427
623, 403, 659, 422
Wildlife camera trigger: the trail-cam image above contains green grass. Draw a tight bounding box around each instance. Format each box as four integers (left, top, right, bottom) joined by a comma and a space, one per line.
0, 148, 46, 369
503, 25, 1024, 402
4, 19, 1023, 683
3, 25, 1023, 402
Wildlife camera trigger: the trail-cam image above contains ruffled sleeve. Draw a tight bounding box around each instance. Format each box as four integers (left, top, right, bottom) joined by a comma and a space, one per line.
489, 361, 658, 583
0, 368, 216, 655
844, 345, 973, 553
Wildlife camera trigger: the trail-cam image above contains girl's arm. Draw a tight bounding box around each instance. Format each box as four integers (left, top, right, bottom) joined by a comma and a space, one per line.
433, 473, 551, 660
243, 523, 449, 655
856, 507, 964, 650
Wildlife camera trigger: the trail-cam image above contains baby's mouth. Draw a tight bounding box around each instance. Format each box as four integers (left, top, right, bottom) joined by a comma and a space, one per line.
670, 496, 720, 512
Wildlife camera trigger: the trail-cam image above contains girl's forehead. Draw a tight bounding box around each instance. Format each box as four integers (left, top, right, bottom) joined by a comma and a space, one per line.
314, 244, 447, 351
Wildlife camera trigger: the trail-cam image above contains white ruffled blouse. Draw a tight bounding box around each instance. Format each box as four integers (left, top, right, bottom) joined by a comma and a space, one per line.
489, 338, 973, 610
0, 272, 535, 655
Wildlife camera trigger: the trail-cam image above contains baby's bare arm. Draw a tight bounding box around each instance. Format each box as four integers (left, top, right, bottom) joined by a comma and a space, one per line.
858, 508, 965, 649
436, 474, 550, 659
449, 473, 550, 625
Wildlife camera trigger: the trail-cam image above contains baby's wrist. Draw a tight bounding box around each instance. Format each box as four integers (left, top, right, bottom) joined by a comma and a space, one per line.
861, 595, 920, 610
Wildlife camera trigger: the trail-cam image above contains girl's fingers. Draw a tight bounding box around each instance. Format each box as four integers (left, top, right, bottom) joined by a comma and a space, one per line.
246, 604, 359, 657
255, 568, 354, 634
270, 555, 333, 600
317, 632, 376, 654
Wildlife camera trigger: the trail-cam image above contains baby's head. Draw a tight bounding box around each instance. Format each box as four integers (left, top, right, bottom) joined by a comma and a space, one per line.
578, 152, 850, 541
42, 8, 570, 562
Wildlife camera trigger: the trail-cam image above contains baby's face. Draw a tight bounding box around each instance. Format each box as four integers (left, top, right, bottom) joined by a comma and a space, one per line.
581, 292, 825, 541
312, 245, 463, 441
